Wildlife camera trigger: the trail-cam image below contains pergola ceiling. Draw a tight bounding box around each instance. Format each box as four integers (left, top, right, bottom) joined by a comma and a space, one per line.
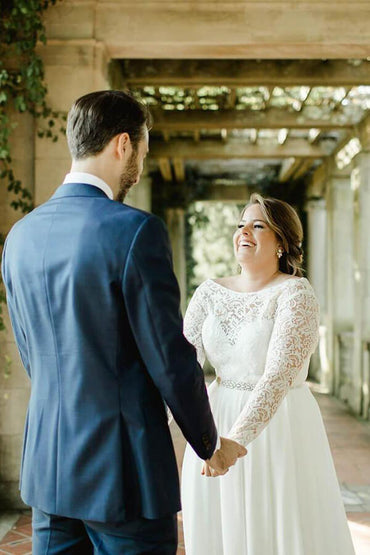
118, 59, 370, 187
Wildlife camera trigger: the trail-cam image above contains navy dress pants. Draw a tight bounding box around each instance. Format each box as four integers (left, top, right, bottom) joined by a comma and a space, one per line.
32, 508, 178, 554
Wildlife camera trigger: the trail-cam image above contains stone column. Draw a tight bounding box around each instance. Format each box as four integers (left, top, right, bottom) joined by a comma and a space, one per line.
329, 173, 354, 331
305, 198, 328, 386
35, 41, 111, 205
0, 110, 35, 234
305, 198, 327, 311
125, 170, 152, 212
0, 110, 35, 508
166, 208, 187, 315
328, 172, 354, 402
351, 148, 370, 416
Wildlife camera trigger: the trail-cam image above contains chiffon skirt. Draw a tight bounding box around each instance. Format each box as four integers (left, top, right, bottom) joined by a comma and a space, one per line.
181, 381, 355, 555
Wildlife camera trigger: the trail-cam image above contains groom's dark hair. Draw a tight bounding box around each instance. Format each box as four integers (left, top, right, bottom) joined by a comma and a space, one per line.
66, 90, 152, 160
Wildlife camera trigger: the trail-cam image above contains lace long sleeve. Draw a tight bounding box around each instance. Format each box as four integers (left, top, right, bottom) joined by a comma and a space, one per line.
183, 283, 208, 367
166, 283, 209, 426
227, 284, 320, 447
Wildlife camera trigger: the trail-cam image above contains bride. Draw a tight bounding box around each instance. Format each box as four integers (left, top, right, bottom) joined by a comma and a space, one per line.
181, 193, 355, 555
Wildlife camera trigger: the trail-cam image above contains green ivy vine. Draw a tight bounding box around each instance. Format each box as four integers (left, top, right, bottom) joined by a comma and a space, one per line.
0, 0, 65, 348
0, 0, 66, 213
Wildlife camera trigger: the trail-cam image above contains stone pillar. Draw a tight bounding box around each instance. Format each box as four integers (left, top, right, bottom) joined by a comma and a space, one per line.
305, 198, 327, 386
0, 110, 35, 508
166, 208, 187, 315
35, 41, 111, 205
328, 172, 354, 402
305, 198, 327, 311
323, 169, 355, 398
0, 110, 35, 234
125, 170, 152, 212
329, 173, 354, 331
351, 149, 370, 416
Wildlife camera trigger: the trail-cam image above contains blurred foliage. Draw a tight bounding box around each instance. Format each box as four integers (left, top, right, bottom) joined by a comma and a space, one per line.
185, 202, 245, 301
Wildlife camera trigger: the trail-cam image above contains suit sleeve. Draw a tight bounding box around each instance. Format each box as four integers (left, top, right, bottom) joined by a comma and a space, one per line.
122, 215, 218, 460
1, 240, 31, 377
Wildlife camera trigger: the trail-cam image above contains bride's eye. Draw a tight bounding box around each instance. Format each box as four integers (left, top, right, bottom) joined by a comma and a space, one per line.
237, 224, 244, 229
254, 224, 264, 229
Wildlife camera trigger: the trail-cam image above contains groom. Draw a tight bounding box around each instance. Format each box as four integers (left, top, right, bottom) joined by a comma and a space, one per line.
2, 90, 246, 554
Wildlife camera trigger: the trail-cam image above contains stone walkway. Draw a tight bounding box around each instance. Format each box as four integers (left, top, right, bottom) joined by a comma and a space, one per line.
0, 384, 369, 554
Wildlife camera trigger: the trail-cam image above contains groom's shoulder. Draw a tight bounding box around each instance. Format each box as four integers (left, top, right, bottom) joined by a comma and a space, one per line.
101, 203, 167, 245
105, 202, 162, 231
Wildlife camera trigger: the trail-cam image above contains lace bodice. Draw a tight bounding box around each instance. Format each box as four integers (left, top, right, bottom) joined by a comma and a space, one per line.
183, 277, 320, 447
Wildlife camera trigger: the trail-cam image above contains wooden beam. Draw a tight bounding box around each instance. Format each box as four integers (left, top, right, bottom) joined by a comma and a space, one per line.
307, 163, 329, 197
359, 111, 370, 150
122, 60, 370, 87
151, 108, 354, 131
173, 158, 185, 182
308, 129, 322, 144
199, 184, 250, 202
149, 139, 329, 160
45, 3, 370, 60
158, 158, 172, 181
250, 129, 258, 144
278, 129, 289, 145
292, 159, 314, 180
227, 88, 237, 109
279, 158, 302, 182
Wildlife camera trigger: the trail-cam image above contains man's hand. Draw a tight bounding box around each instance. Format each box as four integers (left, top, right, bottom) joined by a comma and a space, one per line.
202, 437, 247, 477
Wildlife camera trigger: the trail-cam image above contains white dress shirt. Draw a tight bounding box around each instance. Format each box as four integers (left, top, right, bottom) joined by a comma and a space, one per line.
63, 172, 114, 200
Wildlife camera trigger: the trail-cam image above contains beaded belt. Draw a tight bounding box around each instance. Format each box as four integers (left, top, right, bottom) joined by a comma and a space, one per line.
216, 376, 305, 391
216, 376, 256, 391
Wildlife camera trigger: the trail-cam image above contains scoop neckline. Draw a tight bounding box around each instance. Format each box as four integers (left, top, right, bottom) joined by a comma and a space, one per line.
208, 276, 307, 295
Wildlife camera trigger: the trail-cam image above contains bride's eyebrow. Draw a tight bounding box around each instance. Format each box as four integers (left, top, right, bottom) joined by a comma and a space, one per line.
239, 219, 268, 224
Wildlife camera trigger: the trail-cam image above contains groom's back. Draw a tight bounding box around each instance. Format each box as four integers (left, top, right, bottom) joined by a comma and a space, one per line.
5, 186, 143, 378
2, 184, 181, 522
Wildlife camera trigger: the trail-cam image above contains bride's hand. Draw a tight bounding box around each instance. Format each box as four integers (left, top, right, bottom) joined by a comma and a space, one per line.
201, 462, 228, 477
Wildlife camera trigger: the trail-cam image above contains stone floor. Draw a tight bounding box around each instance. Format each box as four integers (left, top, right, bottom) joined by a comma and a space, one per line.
0, 384, 369, 554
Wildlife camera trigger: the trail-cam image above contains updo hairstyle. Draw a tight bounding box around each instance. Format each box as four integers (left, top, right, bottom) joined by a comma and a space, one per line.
244, 193, 304, 277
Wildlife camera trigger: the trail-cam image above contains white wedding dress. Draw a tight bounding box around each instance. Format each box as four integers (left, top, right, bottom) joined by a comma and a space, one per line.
181, 277, 355, 555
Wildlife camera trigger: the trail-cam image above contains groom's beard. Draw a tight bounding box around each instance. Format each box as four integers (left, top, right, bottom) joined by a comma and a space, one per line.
115, 150, 139, 203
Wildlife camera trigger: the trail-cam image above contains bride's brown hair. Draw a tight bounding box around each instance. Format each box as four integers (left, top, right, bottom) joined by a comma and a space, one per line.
244, 193, 304, 277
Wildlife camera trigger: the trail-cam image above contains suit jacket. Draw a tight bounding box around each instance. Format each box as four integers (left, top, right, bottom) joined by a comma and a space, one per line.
1, 182, 217, 522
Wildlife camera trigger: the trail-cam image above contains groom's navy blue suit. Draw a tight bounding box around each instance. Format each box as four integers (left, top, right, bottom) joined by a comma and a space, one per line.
2, 182, 217, 551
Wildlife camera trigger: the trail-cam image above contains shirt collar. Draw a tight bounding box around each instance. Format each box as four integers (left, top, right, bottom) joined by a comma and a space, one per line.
63, 172, 114, 200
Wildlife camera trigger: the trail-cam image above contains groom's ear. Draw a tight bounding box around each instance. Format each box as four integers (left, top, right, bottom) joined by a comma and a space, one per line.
115, 132, 132, 160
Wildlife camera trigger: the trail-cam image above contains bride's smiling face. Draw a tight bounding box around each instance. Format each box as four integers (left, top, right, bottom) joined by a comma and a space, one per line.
233, 204, 281, 267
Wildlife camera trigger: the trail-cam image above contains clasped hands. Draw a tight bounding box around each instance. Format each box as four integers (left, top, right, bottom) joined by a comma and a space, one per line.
202, 437, 247, 478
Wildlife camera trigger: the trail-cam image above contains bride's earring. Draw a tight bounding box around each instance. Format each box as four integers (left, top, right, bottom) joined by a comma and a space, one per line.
277, 247, 284, 259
